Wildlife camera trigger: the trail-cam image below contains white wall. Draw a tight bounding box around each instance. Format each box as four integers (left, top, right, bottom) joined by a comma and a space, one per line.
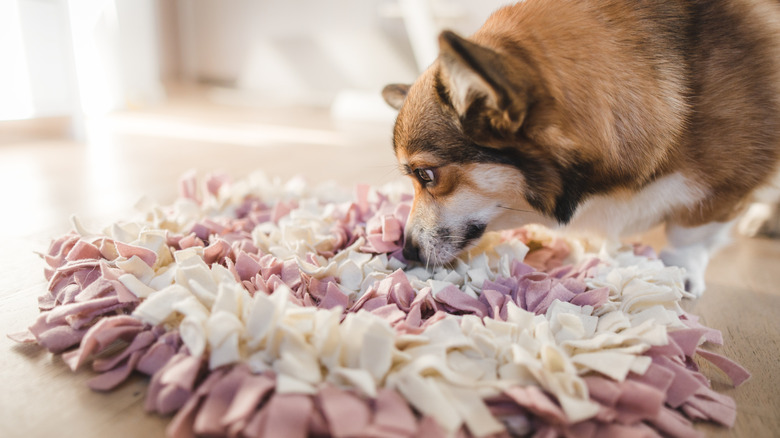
175, 0, 514, 107
0, 0, 516, 120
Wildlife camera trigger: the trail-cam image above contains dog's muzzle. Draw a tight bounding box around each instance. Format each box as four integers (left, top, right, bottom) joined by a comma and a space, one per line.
401, 222, 487, 265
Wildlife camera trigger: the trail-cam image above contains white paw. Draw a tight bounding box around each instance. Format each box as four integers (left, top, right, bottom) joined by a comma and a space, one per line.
660, 247, 708, 297
738, 202, 780, 237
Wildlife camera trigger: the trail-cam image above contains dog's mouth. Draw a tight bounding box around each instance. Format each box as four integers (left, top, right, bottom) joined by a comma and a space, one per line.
403, 221, 487, 267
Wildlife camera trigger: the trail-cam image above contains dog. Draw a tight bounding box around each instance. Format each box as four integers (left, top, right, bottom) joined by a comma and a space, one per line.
382, 0, 780, 296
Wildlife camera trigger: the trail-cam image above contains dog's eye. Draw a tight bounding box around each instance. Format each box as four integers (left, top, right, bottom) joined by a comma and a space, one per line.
414, 168, 436, 185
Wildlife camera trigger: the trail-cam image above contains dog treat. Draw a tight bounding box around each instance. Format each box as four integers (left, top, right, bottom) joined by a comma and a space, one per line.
10, 172, 749, 437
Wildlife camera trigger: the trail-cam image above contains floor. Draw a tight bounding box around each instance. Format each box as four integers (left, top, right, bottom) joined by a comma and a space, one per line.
1, 95, 778, 438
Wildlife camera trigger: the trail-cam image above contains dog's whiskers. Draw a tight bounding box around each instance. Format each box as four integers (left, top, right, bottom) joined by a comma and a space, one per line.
497, 204, 535, 214
443, 235, 468, 244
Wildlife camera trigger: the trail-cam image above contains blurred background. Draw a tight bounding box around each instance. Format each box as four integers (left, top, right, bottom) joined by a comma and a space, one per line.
1, 0, 508, 130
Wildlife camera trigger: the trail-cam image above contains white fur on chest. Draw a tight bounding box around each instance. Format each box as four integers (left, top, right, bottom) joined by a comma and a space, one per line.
564, 172, 706, 240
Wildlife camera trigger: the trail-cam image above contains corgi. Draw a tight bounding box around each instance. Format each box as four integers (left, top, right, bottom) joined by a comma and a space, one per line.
382, 0, 780, 296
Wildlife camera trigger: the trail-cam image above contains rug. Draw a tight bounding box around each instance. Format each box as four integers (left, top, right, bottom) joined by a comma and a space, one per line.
9, 171, 750, 438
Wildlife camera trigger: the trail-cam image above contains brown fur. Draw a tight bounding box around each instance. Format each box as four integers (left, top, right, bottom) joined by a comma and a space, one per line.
385, 0, 780, 257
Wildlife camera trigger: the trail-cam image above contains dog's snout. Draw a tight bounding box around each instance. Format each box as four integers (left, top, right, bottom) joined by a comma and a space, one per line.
402, 235, 420, 262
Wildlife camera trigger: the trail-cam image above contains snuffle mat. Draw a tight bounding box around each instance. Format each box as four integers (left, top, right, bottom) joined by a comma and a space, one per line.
10, 171, 751, 438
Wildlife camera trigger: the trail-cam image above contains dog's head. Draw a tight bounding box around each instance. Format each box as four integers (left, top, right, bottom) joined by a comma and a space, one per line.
383, 31, 574, 266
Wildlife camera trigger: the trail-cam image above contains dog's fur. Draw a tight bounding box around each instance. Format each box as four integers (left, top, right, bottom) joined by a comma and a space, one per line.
383, 0, 780, 295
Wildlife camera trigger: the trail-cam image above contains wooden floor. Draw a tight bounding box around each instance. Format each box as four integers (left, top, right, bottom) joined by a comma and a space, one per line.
1, 96, 778, 438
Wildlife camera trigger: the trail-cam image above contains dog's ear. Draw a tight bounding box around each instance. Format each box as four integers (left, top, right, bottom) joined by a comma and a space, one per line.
382, 84, 411, 110
437, 30, 536, 144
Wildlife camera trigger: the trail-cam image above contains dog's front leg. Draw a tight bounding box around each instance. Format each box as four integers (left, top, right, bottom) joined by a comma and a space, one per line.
659, 220, 735, 296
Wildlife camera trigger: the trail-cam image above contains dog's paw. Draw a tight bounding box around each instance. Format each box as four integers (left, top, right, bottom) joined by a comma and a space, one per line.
738, 202, 780, 238
659, 247, 708, 297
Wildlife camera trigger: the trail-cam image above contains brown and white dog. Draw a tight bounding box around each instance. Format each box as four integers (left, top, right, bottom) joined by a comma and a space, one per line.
382, 0, 780, 295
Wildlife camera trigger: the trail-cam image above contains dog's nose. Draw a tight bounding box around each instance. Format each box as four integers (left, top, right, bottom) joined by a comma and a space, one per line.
402, 235, 420, 262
